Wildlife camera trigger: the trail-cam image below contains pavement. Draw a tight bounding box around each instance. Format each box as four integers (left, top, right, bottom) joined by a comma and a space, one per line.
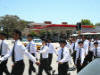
4, 41, 77, 75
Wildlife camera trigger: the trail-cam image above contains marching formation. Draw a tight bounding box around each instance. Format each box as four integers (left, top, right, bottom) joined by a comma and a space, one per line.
0, 29, 100, 75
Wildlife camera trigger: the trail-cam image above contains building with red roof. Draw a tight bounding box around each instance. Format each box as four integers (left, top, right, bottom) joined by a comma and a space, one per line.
23, 21, 95, 40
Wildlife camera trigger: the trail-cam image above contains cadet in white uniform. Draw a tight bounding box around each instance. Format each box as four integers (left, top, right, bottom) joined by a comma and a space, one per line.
37, 39, 51, 75
66, 40, 73, 55
57, 40, 71, 75
82, 37, 89, 67
91, 42, 100, 58
71, 38, 78, 64
0, 29, 39, 75
47, 39, 58, 71
87, 38, 93, 63
0, 33, 10, 75
75, 41, 85, 72
26, 34, 37, 75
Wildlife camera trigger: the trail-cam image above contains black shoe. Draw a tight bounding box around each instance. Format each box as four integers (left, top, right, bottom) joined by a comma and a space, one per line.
67, 73, 70, 75
32, 69, 36, 72
52, 70, 56, 75
68, 66, 76, 71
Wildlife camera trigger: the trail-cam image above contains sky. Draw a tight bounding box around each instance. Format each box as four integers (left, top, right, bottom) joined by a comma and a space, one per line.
0, 0, 100, 24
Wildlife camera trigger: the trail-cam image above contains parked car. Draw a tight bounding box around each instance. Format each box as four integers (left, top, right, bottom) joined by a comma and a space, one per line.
33, 39, 42, 50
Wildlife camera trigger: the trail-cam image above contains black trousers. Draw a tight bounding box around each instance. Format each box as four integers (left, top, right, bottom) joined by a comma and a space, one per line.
48, 53, 53, 70
11, 60, 25, 75
83, 52, 93, 68
83, 55, 89, 67
76, 59, 83, 73
72, 51, 76, 64
0, 59, 10, 75
29, 53, 36, 75
87, 51, 93, 62
38, 58, 51, 75
58, 62, 69, 75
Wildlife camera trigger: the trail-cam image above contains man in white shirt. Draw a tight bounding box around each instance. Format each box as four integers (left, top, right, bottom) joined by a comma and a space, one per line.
87, 38, 93, 63
0, 29, 40, 75
75, 41, 85, 72
37, 39, 51, 75
81, 36, 89, 67
57, 40, 71, 75
71, 38, 78, 64
0, 33, 10, 75
26, 34, 37, 75
91, 42, 100, 58
66, 40, 73, 55
47, 38, 58, 71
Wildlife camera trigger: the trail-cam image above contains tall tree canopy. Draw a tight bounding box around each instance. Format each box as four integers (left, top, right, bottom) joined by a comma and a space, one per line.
95, 23, 100, 26
81, 19, 93, 25
0, 15, 29, 36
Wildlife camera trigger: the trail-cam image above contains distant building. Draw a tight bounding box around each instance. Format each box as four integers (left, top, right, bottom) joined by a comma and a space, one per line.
23, 21, 94, 40
95, 26, 100, 32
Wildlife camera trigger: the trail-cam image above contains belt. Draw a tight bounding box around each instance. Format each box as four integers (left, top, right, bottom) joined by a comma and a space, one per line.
1, 55, 4, 57
14, 60, 24, 64
40, 58, 48, 60
63, 62, 68, 64
59, 62, 68, 65
77, 58, 81, 60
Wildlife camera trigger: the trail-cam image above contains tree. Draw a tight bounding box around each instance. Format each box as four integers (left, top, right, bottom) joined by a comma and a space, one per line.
0, 15, 28, 37
30, 31, 38, 37
81, 19, 93, 25
95, 23, 100, 26
39, 30, 47, 39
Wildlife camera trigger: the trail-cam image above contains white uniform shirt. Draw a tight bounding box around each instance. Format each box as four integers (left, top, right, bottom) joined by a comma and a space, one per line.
75, 48, 85, 64
66, 42, 73, 54
76, 39, 82, 43
72, 42, 78, 51
0, 40, 36, 63
0, 40, 10, 56
66, 41, 71, 49
47, 43, 57, 55
39, 45, 49, 59
83, 40, 89, 55
91, 47, 100, 57
72, 41, 79, 51
26, 40, 37, 54
89, 41, 94, 51
94, 40, 100, 47
57, 47, 71, 63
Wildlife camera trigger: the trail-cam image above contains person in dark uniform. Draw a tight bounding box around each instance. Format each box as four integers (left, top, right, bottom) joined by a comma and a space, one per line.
0, 33, 10, 75
57, 40, 71, 75
0, 29, 40, 75
37, 39, 51, 75
26, 34, 37, 75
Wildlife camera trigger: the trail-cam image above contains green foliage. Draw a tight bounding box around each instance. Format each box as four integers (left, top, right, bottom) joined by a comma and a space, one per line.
81, 19, 93, 25
0, 15, 28, 36
30, 31, 38, 36
95, 23, 100, 26
40, 30, 47, 35
39, 30, 47, 38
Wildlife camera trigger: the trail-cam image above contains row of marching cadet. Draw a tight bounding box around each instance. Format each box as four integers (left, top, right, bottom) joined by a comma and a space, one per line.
0, 29, 99, 75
